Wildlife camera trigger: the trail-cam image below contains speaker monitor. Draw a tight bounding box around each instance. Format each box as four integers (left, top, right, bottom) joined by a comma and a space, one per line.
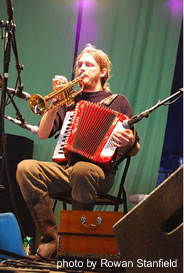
113, 166, 183, 273
0, 134, 35, 237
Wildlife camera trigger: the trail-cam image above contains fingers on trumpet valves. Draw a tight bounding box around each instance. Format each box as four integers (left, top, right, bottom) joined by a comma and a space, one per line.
50, 76, 68, 108
52, 75, 68, 90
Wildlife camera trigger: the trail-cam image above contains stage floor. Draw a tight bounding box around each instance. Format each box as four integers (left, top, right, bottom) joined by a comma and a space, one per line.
0, 258, 120, 273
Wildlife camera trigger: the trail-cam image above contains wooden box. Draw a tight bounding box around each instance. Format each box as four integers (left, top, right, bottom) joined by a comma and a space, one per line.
58, 210, 123, 255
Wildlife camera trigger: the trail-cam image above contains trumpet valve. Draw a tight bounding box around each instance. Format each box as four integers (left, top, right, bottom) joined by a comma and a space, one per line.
66, 96, 74, 106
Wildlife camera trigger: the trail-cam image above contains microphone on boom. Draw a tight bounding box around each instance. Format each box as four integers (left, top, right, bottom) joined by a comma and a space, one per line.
0, 75, 30, 101
5, 87, 31, 101
5, 115, 39, 134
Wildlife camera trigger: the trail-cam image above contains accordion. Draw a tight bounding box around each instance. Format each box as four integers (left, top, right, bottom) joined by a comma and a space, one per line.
52, 100, 128, 171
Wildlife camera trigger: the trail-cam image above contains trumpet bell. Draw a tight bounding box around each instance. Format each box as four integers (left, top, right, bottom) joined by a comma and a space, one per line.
28, 94, 47, 116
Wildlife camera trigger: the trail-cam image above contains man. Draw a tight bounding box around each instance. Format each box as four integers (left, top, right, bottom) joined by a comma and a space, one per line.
16, 44, 140, 259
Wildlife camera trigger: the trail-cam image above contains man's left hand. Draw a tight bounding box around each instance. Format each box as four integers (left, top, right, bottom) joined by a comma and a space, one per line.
112, 129, 134, 148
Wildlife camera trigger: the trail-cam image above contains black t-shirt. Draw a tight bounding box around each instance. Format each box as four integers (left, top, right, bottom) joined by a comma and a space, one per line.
49, 90, 132, 138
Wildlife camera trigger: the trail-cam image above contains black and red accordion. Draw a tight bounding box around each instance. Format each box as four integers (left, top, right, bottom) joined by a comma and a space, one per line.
52, 100, 128, 171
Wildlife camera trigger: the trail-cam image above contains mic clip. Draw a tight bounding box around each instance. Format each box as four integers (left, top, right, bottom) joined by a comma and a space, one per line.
17, 83, 24, 97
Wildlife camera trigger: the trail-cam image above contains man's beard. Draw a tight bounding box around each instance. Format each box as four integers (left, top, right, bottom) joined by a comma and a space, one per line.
83, 76, 100, 90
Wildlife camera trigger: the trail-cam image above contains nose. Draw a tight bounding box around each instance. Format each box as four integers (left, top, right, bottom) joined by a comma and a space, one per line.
80, 63, 86, 71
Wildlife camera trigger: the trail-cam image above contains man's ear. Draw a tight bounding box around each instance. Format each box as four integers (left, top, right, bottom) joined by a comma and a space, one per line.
100, 68, 107, 78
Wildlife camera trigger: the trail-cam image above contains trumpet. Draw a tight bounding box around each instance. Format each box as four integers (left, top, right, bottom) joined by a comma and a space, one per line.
28, 74, 84, 116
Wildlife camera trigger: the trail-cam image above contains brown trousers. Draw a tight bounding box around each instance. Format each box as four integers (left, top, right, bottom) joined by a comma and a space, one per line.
16, 159, 114, 206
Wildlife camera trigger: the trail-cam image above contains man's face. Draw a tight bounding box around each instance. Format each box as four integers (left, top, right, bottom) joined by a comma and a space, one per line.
77, 52, 104, 91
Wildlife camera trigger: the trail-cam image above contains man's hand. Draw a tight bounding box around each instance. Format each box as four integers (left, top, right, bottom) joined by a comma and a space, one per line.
112, 128, 140, 156
112, 129, 135, 148
52, 75, 68, 91
37, 75, 68, 139
51, 75, 68, 107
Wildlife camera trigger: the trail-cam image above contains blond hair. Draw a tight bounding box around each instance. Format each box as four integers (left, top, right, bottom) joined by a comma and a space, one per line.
74, 44, 112, 91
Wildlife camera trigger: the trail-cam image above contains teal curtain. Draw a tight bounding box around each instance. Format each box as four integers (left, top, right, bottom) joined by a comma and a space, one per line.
0, 0, 182, 221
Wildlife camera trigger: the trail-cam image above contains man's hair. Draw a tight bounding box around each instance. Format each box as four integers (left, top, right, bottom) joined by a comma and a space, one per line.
74, 44, 112, 91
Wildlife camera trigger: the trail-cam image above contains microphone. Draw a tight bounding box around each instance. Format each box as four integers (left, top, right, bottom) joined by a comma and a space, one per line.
5, 87, 31, 101
122, 111, 149, 129
5, 115, 39, 134
122, 88, 183, 129
0, 75, 30, 101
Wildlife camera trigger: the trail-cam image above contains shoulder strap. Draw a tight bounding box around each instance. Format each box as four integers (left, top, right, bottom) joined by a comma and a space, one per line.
98, 94, 119, 106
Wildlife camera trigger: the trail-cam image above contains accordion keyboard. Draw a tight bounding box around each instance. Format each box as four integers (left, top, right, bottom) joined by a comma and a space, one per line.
52, 111, 74, 162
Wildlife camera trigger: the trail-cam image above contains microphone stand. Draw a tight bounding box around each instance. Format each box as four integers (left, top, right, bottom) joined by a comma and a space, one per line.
113, 89, 183, 168
0, 1, 26, 237
127, 89, 183, 127
0, 20, 12, 190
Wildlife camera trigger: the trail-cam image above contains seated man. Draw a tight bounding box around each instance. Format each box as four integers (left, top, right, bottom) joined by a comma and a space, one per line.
16, 44, 140, 259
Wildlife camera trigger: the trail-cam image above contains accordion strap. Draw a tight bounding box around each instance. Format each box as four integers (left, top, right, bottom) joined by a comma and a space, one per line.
98, 94, 119, 106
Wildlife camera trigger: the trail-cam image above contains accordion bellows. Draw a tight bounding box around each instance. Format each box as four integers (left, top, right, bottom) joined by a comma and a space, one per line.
52, 100, 128, 170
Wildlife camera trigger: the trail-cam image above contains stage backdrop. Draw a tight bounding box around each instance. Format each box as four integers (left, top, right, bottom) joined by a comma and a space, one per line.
0, 0, 182, 224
